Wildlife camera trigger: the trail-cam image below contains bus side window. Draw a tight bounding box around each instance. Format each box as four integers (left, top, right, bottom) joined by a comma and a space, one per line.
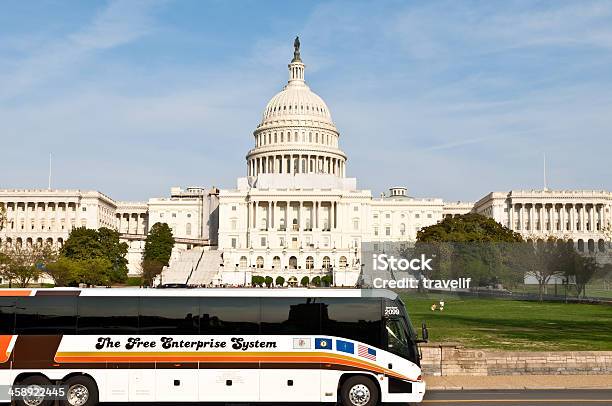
77, 297, 138, 334
139, 297, 199, 334
260, 298, 321, 334
15, 296, 77, 335
0, 298, 15, 335
320, 298, 382, 347
200, 297, 260, 334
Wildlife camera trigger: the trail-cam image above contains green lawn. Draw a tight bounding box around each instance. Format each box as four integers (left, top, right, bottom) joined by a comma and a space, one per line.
401, 293, 612, 351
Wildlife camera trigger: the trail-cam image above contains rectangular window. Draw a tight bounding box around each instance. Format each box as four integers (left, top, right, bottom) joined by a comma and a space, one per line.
139, 297, 199, 335
260, 298, 321, 334
15, 296, 77, 334
386, 227, 391, 236
200, 297, 260, 334
0, 298, 15, 334
261, 237, 267, 247
320, 298, 382, 347
77, 297, 138, 334
231, 238, 237, 248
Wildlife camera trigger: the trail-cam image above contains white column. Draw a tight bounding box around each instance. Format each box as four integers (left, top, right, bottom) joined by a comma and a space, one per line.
519, 205, 524, 231
509, 203, 514, 229
560, 205, 565, 232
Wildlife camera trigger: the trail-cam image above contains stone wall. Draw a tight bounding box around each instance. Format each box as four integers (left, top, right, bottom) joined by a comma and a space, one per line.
420, 343, 612, 376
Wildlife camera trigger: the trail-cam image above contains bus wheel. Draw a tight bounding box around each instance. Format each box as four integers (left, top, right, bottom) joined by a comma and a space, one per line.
14, 375, 54, 406
340, 375, 379, 406
61, 376, 98, 406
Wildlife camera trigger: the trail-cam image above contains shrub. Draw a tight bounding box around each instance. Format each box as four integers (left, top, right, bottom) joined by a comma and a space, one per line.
312, 276, 321, 287
275, 276, 285, 286
300, 276, 310, 287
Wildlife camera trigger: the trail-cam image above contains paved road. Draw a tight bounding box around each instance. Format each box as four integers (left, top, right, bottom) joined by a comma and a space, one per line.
419, 389, 612, 405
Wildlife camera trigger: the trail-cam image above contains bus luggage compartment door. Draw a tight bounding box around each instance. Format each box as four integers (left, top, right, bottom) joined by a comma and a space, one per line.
199, 368, 260, 402
259, 369, 321, 402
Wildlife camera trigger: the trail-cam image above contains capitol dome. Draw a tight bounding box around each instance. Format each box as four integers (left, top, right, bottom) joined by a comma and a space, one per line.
247, 37, 347, 179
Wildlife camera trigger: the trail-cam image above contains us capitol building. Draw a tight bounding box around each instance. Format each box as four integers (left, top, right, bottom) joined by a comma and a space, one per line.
1, 39, 611, 286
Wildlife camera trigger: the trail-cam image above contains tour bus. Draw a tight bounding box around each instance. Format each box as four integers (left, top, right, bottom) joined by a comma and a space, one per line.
0, 288, 427, 406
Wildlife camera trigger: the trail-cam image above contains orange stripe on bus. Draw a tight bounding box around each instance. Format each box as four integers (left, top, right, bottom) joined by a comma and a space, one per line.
0, 290, 32, 297
0, 335, 13, 363
53, 351, 412, 381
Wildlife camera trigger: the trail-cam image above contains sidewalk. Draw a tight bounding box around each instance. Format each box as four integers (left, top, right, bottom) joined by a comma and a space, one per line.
425, 374, 612, 390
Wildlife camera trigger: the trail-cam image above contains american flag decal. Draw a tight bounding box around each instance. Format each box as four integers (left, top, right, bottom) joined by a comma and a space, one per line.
358, 344, 376, 361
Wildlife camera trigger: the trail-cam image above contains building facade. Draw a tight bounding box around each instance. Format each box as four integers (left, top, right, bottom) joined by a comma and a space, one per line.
2, 40, 611, 285
474, 190, 612, 254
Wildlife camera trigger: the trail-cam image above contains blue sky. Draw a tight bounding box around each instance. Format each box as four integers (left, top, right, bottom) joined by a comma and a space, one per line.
1, 0, 612, 202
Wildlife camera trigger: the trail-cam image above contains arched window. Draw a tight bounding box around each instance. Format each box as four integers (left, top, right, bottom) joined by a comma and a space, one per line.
577, 239, 585, 252
322, 256, 331, 269
289, 256, 298, 269
240, 256, 247, 268
292, 218, 299, 231
256, 256, 264, 269
273, 256, 281, 269
339, 256, 347, 269
598, 239, 606, 252
186, 222, 192, 236
306, 256, 314, 270
588, 239, 595, 253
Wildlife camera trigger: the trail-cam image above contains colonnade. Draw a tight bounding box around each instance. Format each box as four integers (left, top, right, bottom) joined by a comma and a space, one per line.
1, 201, 82, 232
509, 202, 609, 233
247, 154, 345, 177
247, 200, 339, 232
116, 212, 148, 235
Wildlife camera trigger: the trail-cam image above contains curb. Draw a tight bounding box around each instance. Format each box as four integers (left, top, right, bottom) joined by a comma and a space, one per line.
428, 386, 612, 391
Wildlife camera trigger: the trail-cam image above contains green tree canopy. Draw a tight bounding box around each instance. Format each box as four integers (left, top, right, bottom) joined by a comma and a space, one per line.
60, 227, 129, 285
417, 213, 523, 243
412, 214, 524, 288
143, 223, 175, 266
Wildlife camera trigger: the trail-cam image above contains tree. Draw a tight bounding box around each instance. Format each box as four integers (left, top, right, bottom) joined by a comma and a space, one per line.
45, 257, 79, 286
1, 244, 57, 287
61, 227, 105, 260
417, 213, 523, 243
512, 239, 568, 301
264, 276, 273, 287
142, 223, 175, 286
565, 251, 599, 298
312, 276, 321, 287
275, 276, 285, 286
321, 274, 333, 287
142, 259, 164, 287
0, 203, 6, 231
251, 275, 264, 287
415, 214, 524, 288
97, 227, 129, 283
300, 276, 309, 287
60, 227, 129, 285
143, 223, 175, 266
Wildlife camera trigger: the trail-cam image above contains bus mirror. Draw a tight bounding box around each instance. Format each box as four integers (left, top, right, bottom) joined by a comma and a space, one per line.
421, 322, 429, 342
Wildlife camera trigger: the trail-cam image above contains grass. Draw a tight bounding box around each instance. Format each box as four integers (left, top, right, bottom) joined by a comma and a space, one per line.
401, 292, 612, 351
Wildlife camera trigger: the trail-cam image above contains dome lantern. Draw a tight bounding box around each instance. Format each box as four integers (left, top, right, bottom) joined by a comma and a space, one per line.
288, 36, 305, 84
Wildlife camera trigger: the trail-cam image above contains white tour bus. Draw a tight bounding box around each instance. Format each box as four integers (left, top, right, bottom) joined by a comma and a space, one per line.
0, 288, 427, 406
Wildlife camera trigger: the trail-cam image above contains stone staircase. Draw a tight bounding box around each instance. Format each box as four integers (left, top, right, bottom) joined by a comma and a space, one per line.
160, 248, 205, 285
186, 250, 223, 286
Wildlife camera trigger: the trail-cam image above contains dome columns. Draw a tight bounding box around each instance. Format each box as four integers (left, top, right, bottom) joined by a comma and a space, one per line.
248, 153, 346, 177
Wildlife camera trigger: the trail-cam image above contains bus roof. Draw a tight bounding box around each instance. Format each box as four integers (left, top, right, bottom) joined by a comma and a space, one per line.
0, 288, 398, 300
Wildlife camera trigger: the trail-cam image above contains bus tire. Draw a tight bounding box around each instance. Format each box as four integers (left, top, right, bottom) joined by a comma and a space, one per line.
13, 375, 54, 406
340, 375, 379, 406
61, 376, 98, 406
